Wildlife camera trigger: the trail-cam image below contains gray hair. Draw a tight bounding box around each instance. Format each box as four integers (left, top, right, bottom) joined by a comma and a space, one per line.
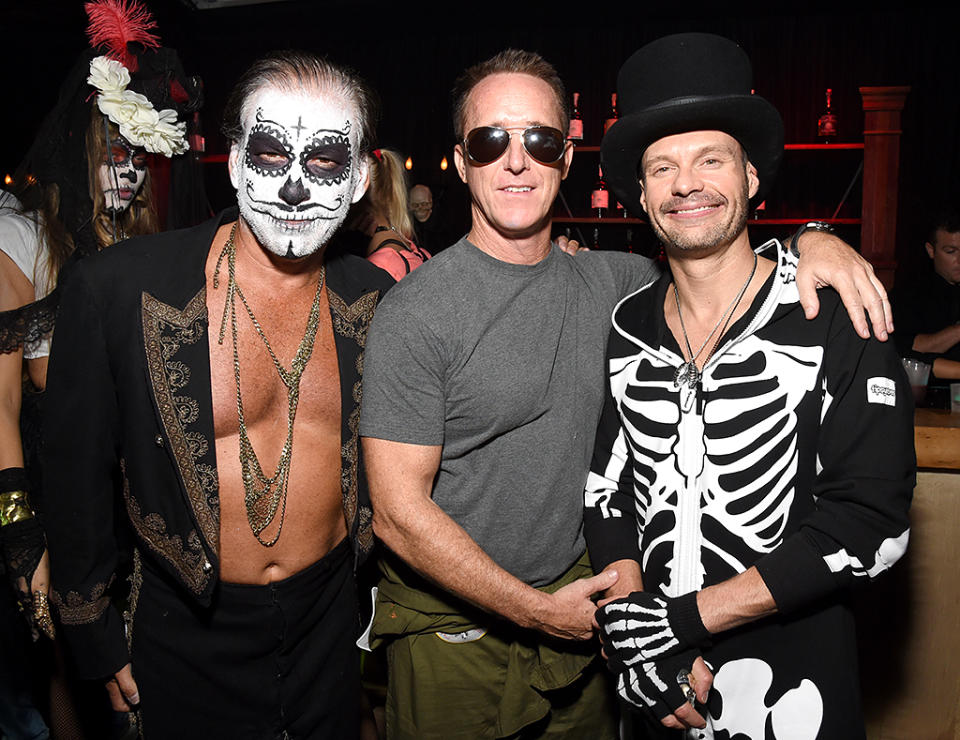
221, 50, 379, 153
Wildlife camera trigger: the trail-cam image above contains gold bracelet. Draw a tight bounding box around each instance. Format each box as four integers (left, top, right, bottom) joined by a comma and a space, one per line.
0, 490, 34, 526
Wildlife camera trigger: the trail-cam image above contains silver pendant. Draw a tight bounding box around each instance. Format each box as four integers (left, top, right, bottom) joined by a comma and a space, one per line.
674, 361, 700, 389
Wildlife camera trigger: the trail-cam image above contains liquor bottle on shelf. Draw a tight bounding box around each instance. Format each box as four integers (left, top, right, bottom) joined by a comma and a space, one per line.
753, 199, 766, 221
817, 88, 837, 140
616, 198, 626, 217
603, 93, 618, 134
592, 227, 600, 250
591, 165, 609, 218
625, 227, 634, 254
568, 92, 583, 142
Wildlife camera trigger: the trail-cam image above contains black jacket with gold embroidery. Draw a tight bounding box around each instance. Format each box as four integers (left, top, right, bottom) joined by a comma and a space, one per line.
42, 209, 393, 680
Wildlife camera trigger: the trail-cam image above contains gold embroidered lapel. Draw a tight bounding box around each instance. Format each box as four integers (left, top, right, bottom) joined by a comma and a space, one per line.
141, 290, 220, 561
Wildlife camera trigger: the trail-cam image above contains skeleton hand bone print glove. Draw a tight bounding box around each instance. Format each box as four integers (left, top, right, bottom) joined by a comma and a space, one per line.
598, 591, 711, 666
614, 648, 701, 720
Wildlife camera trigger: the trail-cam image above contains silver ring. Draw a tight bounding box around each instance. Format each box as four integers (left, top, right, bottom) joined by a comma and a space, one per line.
676, 669, 696, 705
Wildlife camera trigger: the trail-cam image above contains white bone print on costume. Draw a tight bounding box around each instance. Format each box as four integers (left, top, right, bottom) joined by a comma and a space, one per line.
709, 658, 823, 740
613, 336, 823, 596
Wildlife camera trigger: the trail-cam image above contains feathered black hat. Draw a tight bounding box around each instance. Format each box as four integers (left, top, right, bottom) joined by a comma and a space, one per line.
15, 0, 205, 255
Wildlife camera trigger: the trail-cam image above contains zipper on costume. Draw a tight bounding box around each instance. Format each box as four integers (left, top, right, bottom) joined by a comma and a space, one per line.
675, 400, 706, 595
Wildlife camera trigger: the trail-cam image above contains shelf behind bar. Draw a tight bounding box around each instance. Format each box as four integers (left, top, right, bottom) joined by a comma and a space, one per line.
553, 217, 647, 224
748, 218, 862, 225
784, 143, 864, 150
553, 217, 860, 226
567, 143, 865, 155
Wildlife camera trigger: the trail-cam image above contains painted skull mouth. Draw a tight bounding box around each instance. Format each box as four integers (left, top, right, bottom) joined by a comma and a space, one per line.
246, 204, 341, 227
267, 215, 319, 232
244, 183, 345, 217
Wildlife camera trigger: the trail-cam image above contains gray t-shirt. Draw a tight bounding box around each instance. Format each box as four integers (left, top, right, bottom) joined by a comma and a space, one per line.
360, 238, 659, 585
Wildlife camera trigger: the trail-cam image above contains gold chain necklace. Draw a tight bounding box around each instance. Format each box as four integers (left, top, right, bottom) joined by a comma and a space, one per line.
214, 223, 325, 546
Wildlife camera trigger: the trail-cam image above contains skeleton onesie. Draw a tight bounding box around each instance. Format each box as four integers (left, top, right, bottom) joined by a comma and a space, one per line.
584, 241, 914, 740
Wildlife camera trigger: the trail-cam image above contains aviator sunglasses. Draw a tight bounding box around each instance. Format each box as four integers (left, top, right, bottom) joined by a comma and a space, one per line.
462, 126, 566, 165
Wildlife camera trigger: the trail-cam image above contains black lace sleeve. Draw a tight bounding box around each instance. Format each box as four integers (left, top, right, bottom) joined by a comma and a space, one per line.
0, 290, 59, 355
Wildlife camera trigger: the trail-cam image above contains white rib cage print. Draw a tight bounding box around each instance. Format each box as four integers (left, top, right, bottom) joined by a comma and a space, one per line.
611, 335, 824, 595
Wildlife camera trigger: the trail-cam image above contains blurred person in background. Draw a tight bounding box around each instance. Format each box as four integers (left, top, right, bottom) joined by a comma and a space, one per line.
892, 204, 960, 388
363, 150, 431, 281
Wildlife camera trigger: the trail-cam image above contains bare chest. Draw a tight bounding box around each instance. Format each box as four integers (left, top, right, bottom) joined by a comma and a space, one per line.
207, 284, 341, 436
204, 262, 345, 581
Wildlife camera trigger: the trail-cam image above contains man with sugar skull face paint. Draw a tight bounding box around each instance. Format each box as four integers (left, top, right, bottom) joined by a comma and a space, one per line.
231, 87, 366, 259
41, 51, 391, 739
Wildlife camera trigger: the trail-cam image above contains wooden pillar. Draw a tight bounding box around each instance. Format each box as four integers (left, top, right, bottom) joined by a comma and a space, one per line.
860, 86, 909, 290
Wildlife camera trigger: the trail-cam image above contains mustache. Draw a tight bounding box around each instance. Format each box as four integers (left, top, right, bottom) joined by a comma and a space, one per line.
243, 182, 344, 213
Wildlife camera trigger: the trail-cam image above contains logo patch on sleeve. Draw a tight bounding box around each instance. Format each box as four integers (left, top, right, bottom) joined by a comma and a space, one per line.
867, 377, 896, 406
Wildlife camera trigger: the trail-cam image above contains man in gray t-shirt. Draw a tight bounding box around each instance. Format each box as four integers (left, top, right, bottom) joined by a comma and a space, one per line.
362, 239, 656, 589
360, 50, 892, 740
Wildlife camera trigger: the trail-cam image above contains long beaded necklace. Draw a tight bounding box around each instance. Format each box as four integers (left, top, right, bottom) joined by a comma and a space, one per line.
673, 252, 758, 411
213, 223, 325, 546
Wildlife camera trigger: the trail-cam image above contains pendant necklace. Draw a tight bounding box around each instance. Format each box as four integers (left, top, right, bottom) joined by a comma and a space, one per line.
214, 223, 325, 546
673, 252, 758, 405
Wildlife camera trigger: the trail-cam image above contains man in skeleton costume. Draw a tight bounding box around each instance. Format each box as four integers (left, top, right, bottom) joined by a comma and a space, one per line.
585, 33, 915, 739
41, 51, 391, 738
359, 48, 897, 740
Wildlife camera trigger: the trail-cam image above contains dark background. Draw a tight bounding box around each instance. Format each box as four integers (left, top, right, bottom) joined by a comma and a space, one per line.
5, 1, 959, 277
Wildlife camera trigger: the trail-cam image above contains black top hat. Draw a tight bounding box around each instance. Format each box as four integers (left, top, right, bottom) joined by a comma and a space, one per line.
601, 33, 784, 214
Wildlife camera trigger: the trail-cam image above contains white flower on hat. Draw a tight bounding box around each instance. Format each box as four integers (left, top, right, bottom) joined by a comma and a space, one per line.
132, 109, 189, 156
97, 90, 154, 126
87, 54, 188, 157
87, 56, 130, 94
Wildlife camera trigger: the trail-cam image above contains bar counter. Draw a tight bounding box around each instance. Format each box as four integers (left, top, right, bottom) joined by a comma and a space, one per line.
860, 409, 960, 739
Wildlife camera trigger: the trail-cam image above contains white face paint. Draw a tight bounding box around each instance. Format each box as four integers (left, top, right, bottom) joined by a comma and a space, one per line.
229, 87, 369, 259
99, 136, 148, 213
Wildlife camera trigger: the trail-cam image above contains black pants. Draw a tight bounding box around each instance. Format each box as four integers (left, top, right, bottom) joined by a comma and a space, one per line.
132, 538, 360, 740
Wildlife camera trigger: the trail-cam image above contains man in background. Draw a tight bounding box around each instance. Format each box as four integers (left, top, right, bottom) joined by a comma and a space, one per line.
893, 205, 960, 383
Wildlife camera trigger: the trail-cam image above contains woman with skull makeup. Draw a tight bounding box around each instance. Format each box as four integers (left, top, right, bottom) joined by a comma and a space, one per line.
0, 1, 201, 735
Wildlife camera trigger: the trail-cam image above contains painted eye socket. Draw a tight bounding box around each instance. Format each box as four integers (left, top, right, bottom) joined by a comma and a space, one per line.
109, 140, 147, 168
247, 131, 292, 170
303, 142, 349, 180
109, 145, 128, 165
